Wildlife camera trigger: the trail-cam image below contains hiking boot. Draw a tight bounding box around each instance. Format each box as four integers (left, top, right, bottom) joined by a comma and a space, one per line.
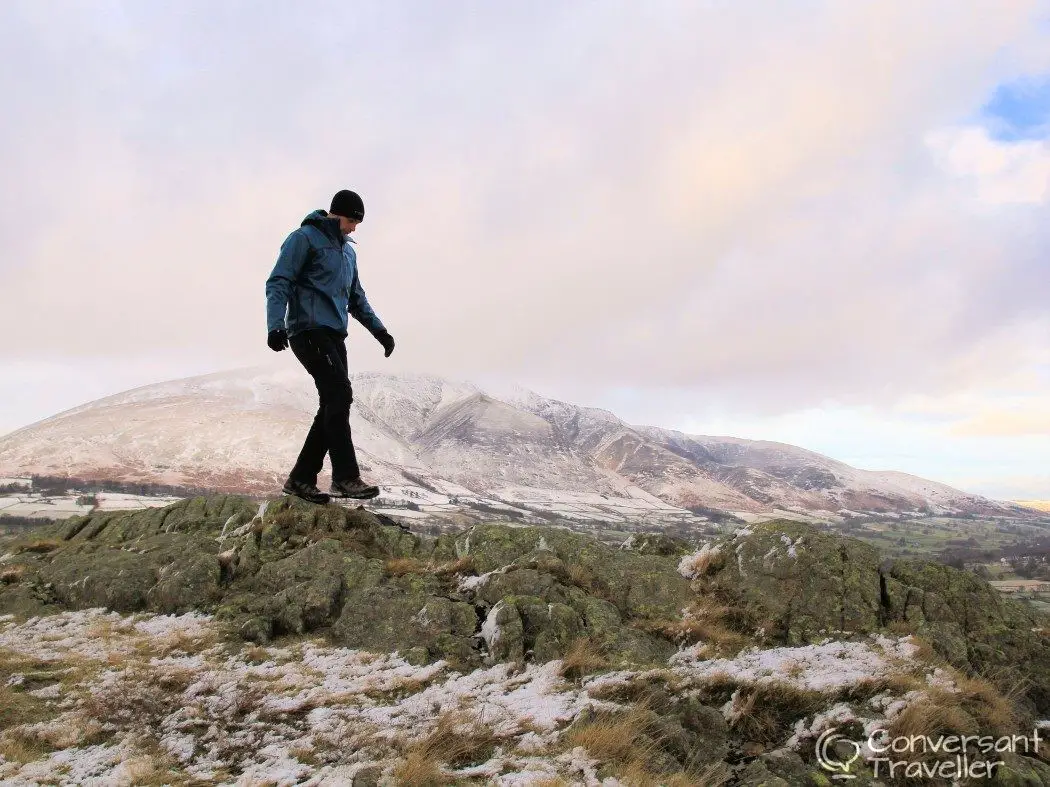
282, 478, 331, 505
330, 477, 380, 499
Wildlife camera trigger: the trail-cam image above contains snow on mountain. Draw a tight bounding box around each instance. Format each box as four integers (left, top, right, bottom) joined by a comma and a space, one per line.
0, 363, 1015, 522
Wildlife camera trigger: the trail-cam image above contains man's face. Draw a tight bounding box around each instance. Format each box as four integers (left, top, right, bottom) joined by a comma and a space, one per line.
335, 215, 361, 236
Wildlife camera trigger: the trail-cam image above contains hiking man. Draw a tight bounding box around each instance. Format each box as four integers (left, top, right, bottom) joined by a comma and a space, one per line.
265, 189, 395, 504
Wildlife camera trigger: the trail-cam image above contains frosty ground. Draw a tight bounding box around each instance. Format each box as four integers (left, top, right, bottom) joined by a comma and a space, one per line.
0, 606, 1001, 786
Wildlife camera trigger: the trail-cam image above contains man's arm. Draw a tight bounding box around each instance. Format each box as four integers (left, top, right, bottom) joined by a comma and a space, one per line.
265, 231, 310, 333
348, 267, 387, 337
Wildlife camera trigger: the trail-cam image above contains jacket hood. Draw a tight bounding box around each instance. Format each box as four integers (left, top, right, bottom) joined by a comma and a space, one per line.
301, 209, 344, 242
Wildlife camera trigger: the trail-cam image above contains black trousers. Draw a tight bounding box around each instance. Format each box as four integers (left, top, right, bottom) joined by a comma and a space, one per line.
288, 327, 361, 484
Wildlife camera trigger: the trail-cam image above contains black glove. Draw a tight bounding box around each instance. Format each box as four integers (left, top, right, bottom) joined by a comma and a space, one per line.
267, 329, 288, 352
376, 329, 395, 357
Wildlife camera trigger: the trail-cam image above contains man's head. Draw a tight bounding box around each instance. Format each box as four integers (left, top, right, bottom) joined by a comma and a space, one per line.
329, 189, 364, 235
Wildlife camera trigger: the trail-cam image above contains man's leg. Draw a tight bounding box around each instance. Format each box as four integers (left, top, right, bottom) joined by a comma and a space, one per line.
288, 329, 360, 484
287, 404, 327, 485
288, 331, 335, 484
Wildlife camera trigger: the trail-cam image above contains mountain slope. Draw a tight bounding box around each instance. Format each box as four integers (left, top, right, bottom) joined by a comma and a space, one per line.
0, 363, 1015, 521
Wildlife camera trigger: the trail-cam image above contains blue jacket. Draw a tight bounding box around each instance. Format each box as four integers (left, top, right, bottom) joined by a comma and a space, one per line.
265, 210, 386, 338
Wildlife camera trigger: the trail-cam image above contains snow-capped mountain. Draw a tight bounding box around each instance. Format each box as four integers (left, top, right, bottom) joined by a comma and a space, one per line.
0, 363, 1016, 522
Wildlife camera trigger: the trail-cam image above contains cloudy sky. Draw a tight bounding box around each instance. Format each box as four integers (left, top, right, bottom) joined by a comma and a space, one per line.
1, 0, 1048, 499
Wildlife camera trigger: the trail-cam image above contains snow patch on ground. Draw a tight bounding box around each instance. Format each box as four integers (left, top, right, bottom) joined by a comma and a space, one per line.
668, 635, 920, 693
677, 543, 721, 579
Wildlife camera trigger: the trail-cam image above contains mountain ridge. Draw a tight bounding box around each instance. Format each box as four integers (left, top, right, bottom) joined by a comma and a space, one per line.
0, 363, 1023, 523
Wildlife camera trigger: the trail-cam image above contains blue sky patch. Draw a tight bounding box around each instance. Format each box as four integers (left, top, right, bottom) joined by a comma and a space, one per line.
981, 75, 1050, 141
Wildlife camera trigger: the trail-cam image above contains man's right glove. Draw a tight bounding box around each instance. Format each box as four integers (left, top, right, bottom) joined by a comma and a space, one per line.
267, 329, 288, 352
375, 329, 395, 357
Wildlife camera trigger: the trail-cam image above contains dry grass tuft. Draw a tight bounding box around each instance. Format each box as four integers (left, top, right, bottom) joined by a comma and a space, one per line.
14, 539, 61, 554
0, 564, 27, 584
0, 734, 53, 765
242, 645, 273, 664
566, 705, 665, 769
0, 687, 50, 733
614, 759, 732, 787
393, 710, 502, 784
953, 673, 1024, 733
12, 716, 105, 751
632, 616, 749, 657
567, 563, 597, 590
564, 562, 617, 602
392, 750, 443, 786
384, 556, 477, 578
384, 557, 430, 576
429, 555, 477, 577
884, 675, 1024, 757
272, 508, 301, 529
725, 682, 825, 744
558, 636, 610, 683
905, 634, 941, 664
584, 671, 678, 705
844, 671, 926, 701
679, 545, 726, 578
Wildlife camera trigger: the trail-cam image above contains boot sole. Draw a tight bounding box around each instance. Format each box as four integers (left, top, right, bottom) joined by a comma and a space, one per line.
330, 488, 380, 500
282, 487, 331, 505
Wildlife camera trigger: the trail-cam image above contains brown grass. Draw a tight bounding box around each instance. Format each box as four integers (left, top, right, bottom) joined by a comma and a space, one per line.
885, 675, 1023, 761
430, 555, 477, 577
584, 670, 679, 705
14, 539, 61, 554
563, 562, 617, 602
384, 557, 431, 576
679, 546, 725, 578
0, 564, 27, 584
384, 556, 477, 577
567, 563, 596, 589
725, 683, 825, 744
614, 759, 732, 787
566, 703, 731, 785
392, 710, 502, 784
0, 734, 52, 765
272, 508, 301, 530
392, 751, 443, 786
0, 686, 50, 732
906, 634, 941, 664
632, 616, 749, 657
844, 671, 926, 701
242, 645, 273, 664
566, 705, 664, 767
952, 673, 1023, 733
558, 636, 610, 683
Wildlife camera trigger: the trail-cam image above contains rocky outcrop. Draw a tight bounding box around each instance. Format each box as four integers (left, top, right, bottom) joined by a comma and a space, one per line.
697, 521, 1050, 715
1, 499, 1048, 715
0, 496, 689, 670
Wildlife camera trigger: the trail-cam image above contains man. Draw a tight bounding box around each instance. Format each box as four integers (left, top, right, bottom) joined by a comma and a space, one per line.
265, 189, 395, 504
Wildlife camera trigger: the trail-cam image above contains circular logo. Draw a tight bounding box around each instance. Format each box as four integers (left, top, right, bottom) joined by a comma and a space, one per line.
816, 727, 862, 779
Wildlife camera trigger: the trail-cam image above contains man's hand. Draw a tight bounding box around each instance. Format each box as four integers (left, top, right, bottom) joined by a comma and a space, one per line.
267, 329, 289, 352
376, 329, 395, 357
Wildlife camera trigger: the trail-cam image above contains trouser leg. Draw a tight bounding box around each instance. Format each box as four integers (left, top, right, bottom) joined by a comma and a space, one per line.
288, 329, 360, 484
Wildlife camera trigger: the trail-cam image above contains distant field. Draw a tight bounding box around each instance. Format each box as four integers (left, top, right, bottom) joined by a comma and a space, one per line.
1017, 500, 1050, 513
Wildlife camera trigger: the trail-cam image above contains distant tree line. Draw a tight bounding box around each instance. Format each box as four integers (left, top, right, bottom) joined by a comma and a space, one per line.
28, 475, 214, 499
0, 515, 56, 530
686, 505, 745, 525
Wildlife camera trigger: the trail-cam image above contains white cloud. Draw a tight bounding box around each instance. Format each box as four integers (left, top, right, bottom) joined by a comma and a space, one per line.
1, 1, 1050, 495
926, 126, 1050, 204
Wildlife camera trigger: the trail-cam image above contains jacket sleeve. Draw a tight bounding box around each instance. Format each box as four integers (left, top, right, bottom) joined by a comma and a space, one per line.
265, 230, 310, 333
348, 266, 387, 336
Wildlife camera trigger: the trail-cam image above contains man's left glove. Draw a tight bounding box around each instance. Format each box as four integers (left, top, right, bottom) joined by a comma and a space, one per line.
267, 329, 289, 352
376, 329, 395, 357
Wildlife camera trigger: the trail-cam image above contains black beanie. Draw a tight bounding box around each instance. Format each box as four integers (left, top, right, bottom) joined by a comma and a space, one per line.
330, 189, 365, 221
